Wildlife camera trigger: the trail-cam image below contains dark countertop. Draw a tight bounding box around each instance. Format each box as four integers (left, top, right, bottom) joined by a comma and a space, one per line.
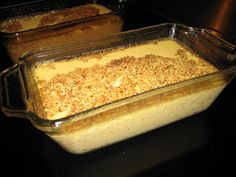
0, 1, 236, 177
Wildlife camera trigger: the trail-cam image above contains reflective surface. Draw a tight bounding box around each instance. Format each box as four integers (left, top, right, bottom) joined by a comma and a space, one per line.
134, 0, 236, 44
0, 0, 236, 177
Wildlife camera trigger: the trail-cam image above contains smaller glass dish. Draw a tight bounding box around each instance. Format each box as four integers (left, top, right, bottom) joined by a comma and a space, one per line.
1, 23, 236, 154
0, 0, 126, 63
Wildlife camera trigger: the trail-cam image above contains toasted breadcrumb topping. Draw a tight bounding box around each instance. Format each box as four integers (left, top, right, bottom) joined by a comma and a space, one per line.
0, 4, 102, 32
35, 44, 218, 119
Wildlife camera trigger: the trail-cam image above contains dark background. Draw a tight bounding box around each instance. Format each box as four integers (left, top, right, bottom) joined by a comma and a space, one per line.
0, 0, 236, 177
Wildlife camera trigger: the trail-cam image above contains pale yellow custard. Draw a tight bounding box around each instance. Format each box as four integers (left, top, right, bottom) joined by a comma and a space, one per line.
33, 39, 218, 120
31, 38, 227, 154
34, 39, 195, 81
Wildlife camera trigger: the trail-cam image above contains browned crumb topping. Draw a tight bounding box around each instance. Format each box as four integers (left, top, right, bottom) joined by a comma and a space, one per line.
0, 20, 22, 33
36, 48, 218, 119
0, 4, 102, 33
38, 4, 100, 28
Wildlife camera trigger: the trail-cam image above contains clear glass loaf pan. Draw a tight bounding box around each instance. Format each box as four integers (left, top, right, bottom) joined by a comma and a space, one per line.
0, 0, 126, 63
1, 23, 236, 154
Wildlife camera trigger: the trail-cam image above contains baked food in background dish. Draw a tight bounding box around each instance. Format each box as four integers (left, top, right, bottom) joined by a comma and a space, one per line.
0, 4, 124, 62
0, 4, 113, 32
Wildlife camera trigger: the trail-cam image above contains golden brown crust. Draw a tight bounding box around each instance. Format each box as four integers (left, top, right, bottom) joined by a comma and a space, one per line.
38, 4, 100, 28
0, 4, 103, 33
35, 46, 218, 119
0, 20, 22, 33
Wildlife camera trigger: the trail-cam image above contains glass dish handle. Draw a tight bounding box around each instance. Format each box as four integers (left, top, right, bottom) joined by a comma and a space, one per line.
0, 64, 28, 118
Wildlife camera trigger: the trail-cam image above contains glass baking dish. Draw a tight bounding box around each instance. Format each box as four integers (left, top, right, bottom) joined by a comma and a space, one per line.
1, 23, 236, 154
0, 0, 126, 63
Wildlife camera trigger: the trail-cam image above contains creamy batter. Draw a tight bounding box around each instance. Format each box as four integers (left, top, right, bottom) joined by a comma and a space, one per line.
33, 39, 215, 82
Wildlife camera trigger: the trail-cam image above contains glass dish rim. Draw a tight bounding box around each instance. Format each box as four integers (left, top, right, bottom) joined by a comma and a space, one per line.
2, 23, 236, 132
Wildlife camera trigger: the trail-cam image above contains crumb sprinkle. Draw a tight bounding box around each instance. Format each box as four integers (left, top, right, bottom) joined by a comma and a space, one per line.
35, 46, 218, 120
